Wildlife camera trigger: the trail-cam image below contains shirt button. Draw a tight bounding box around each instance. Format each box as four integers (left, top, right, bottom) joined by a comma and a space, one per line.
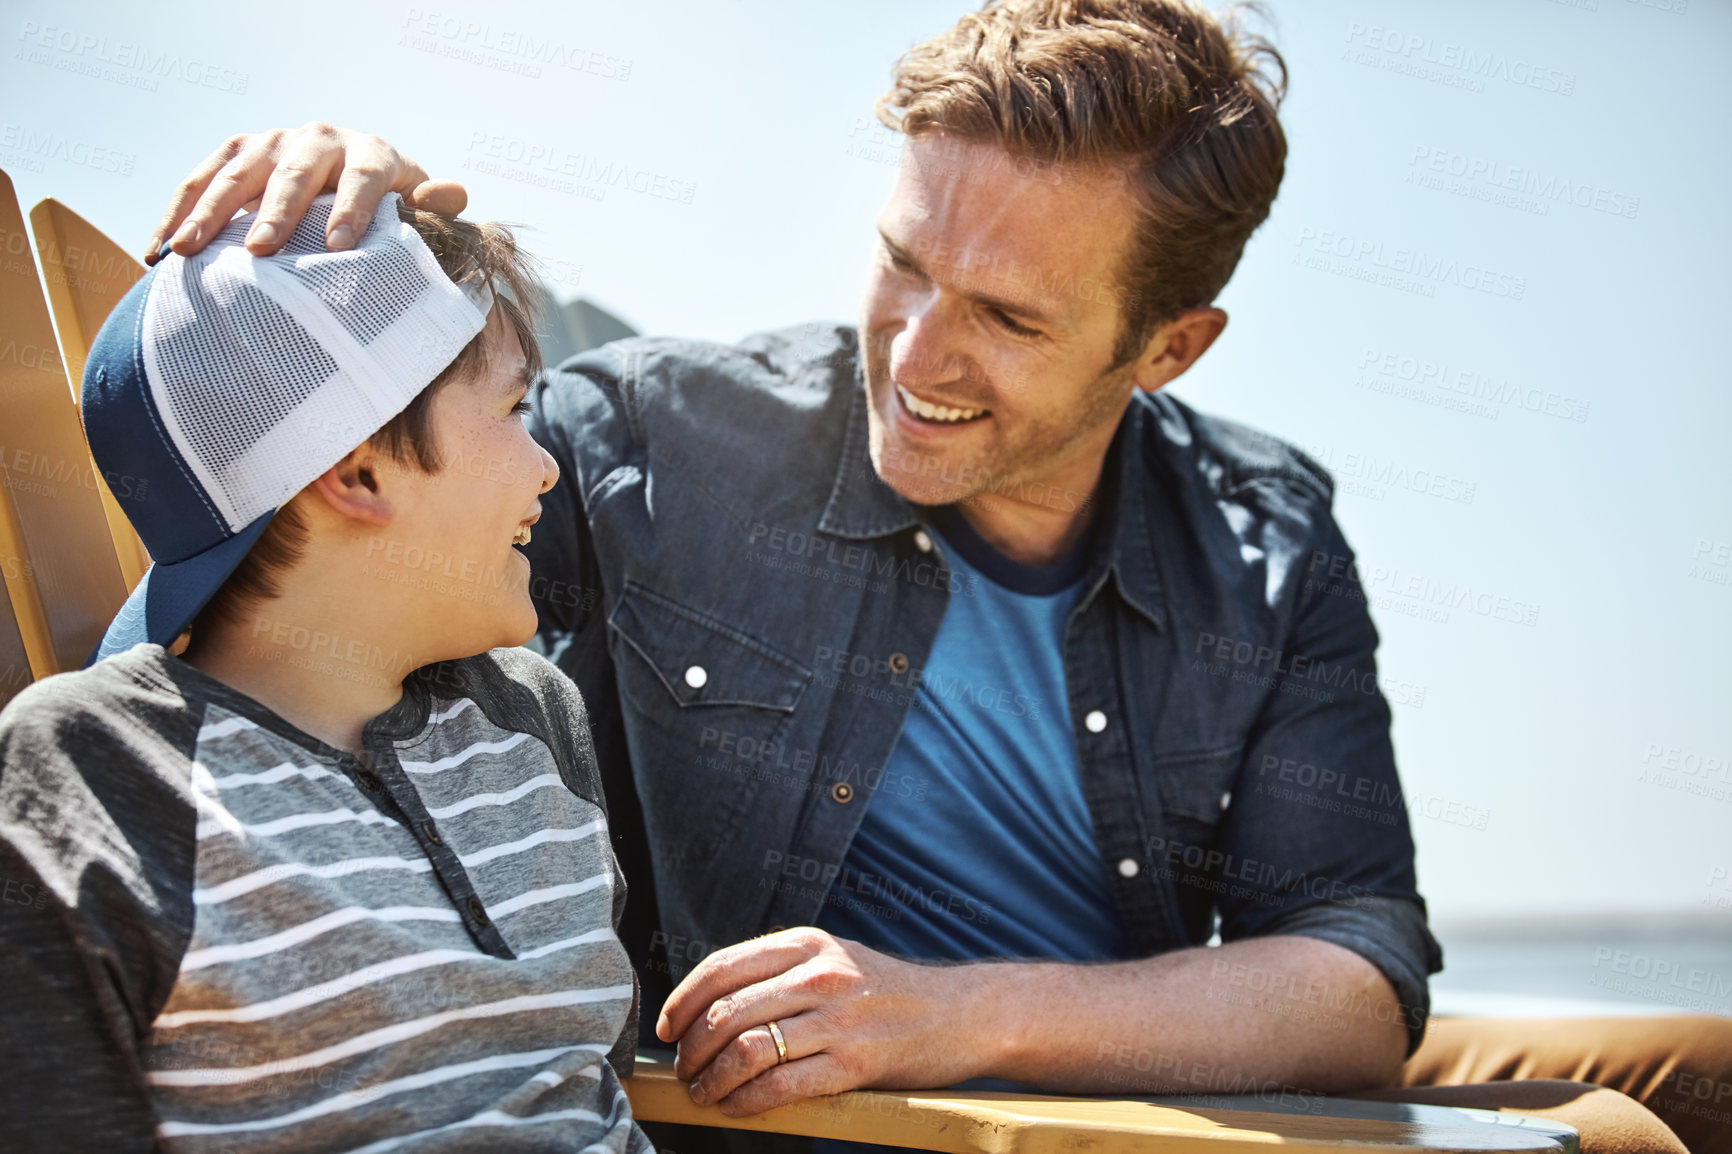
831, 782, 855, 804
888, 652, 909, 675
684, 665, 708, 689
1118, 858, 1141, 879
913, 530, 933, 554
1085, 710, 1108, 733
422, 820, 444, 847
466, 895, 490, 926
1220, 791, 1233, 810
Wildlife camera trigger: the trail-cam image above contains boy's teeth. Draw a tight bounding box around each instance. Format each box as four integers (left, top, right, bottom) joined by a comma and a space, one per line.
513, 524, 533, 546
897, 384, 983, 424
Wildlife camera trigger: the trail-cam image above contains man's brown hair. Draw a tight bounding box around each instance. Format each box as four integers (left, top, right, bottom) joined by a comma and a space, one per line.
188, 207, 544, 635
877, 0, 1287, 367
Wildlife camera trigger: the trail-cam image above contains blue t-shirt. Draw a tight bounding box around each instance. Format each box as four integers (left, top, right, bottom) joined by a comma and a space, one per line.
815, 505, 1125, 962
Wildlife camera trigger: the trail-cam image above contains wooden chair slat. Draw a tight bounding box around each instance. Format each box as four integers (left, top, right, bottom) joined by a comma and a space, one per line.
0, 169, 128, 673
29, 196, 150, 591
0, 491, 40, 705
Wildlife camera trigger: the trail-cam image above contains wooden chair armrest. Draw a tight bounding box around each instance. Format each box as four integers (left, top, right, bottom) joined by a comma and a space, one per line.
622, 1058, 1577, 1152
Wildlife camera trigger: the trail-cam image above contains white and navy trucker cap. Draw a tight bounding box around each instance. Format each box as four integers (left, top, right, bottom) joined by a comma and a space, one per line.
81, 192, 494, 665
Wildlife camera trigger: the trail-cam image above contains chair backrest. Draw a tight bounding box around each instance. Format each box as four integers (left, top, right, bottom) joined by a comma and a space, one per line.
0, 169, 128, 674
29, 197, 151, 591
0, 495, 38, 709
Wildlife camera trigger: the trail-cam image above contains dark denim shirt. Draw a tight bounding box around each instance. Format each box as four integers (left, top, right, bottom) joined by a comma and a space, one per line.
523, 323, 1444, 1054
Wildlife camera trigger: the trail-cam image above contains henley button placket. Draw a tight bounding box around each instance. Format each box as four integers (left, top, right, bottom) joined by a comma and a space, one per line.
466, 895, 490, 926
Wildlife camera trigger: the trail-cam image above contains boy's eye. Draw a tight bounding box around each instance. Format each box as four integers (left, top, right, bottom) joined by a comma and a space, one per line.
512, 399, 532, 417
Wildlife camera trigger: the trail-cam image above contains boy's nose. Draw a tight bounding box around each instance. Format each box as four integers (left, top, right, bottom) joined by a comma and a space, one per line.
537, 445, 560, 495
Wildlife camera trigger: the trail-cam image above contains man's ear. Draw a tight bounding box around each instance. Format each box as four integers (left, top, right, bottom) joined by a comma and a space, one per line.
1128, 306, 1228, 395
307, 446, 394, 528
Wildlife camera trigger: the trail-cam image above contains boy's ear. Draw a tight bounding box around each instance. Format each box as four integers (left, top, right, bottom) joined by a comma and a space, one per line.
307, 445, 394, 527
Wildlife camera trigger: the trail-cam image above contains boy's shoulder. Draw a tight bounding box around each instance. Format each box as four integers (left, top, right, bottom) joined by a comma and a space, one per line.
423, 645, 588, 725
0, 644, 207, 790
419, 646, 603, 809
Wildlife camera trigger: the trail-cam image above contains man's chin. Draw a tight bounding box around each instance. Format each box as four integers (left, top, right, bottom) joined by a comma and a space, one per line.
873, 458, 978, 508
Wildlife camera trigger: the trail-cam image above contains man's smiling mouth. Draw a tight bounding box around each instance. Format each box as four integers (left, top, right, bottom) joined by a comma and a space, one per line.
896, 383, 988, 424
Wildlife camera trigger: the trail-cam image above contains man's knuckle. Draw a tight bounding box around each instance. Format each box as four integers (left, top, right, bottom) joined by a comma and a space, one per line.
736, 1029, 773, 1067
344, 161, 393, 183
210, 168, 252, 192
300, 119, 339, 137
275, 158, 321, 180
703, 995, 736, 1032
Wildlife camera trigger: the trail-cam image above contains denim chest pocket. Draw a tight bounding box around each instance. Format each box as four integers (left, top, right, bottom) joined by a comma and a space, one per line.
1154, 744, 1246, 827
608, 582, 811, 865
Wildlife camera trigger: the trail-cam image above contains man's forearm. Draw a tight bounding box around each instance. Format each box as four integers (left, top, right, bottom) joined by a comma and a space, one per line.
957, 935, 1409, 1096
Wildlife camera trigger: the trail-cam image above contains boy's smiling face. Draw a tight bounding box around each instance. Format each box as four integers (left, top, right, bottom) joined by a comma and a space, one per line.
376, 307, 558, 656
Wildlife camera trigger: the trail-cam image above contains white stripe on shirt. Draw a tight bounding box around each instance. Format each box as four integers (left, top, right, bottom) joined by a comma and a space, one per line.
192, 822, 607, 906
197, 715, 258, 741
195, 805, 396, 842
338, 1104, 615, 1154
153, 930, 612, 1027
180, 905, 461, 972
205, 761, 349, 790
398, 731, 532, 774
193, 855, 435, 905
154, 1045, 602, 1136
425, 697, 476, 725
458, 821, 605, 868
148, 989, 632, 1086
424, 774, 565, 819
489, 873, 610, 919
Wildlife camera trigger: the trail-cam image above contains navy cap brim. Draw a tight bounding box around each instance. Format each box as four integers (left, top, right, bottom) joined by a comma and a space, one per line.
84, 510, 276, 667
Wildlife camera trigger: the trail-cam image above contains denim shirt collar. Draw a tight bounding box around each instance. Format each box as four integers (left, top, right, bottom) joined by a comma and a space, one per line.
817, 383, 1169, 633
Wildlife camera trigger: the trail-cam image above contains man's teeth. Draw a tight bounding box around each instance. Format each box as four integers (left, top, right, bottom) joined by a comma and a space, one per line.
897, 384, 984, 424
512, 524, 533, 547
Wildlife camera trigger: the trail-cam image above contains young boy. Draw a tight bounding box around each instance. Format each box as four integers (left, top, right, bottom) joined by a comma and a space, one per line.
0, 194, 650, 1152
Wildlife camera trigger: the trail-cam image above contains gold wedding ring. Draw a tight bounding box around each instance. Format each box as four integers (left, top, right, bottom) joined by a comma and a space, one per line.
765, 1019, 788, 1063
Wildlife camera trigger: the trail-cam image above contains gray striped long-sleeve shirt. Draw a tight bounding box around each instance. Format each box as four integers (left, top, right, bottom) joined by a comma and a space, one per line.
0, 642, 651, 1153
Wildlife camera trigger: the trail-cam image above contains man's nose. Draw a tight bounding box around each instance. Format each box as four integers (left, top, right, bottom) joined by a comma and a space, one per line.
889, 300, 970, 391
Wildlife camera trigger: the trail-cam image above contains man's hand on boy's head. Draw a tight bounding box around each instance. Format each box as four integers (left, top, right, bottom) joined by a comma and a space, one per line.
147, 122, 467, 265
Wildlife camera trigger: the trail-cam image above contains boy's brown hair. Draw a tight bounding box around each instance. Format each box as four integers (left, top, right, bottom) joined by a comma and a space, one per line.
877, 0, 1287, 367
189, 207, 544, 635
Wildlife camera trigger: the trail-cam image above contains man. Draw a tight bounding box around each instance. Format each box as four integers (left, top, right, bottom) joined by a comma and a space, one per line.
151, 4, 1726, 1151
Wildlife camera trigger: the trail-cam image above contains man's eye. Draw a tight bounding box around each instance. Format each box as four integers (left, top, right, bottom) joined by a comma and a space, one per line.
888, 251, 919, 276
990, 309, 1040, 338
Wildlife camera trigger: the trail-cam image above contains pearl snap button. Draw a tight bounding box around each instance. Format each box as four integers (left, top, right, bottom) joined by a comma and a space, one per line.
913, 530, 933, 553
684, 665, 707, 689
1118, 858, 1140, 878
1085, 710, 1108, 733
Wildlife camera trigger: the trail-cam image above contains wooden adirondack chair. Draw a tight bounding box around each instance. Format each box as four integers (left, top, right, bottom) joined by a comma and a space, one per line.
0, 168, 1577, 1152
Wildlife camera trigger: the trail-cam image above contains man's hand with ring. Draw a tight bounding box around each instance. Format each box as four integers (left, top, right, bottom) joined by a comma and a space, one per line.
655, 928, 996, 1116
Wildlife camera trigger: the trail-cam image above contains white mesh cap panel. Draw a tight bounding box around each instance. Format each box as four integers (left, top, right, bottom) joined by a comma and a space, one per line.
140, 192, 491, 533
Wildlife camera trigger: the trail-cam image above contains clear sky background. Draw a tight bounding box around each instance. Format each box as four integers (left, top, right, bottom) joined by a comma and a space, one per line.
3, 0, 1727, 930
